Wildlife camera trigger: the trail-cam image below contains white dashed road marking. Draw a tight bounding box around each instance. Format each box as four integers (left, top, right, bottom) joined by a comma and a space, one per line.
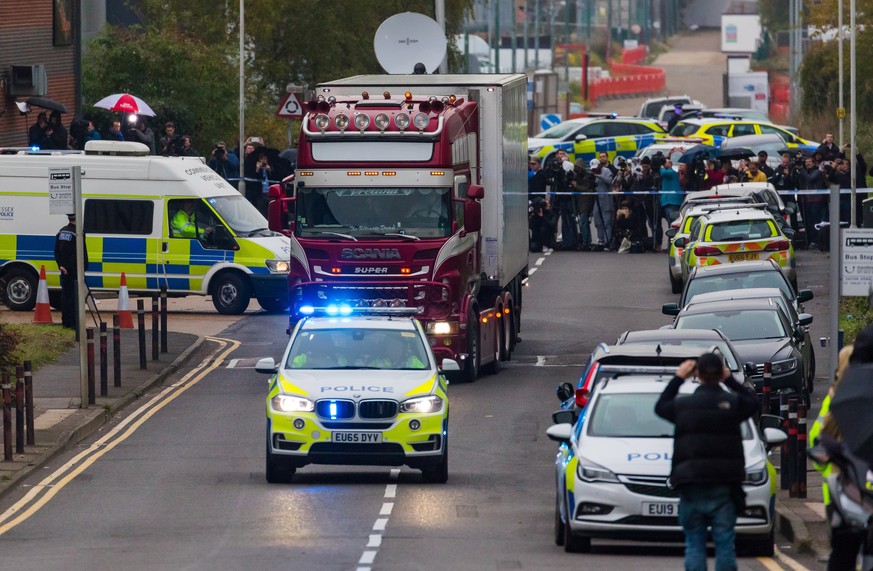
357, 471, 401, 570
535, 257, 545, 266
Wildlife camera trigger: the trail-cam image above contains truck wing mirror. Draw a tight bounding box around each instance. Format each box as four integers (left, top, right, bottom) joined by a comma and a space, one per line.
464, 200, 481, 233
466, 184, 484, 200
268, 184, 282, 200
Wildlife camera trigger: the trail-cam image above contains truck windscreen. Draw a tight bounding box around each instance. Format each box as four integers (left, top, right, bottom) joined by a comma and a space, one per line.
296, 187, 452, 239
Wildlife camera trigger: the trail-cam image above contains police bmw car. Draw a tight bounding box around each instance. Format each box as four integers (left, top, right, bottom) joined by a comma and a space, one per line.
547, 373, 786, 555
257, 306, 455, 483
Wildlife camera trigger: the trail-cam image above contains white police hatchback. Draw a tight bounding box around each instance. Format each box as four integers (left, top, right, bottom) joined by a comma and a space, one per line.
547, 373, 786, 555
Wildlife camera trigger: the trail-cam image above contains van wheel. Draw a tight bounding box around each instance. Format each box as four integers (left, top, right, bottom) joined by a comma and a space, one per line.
257, 296, 289, 313
3, 268, 38, 311
212, 273, 251, 315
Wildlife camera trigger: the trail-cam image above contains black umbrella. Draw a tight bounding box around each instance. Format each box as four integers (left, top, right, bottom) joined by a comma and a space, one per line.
718, 147, 756, 161
830, 363, 873, 463
26, 97, 68, 114
678, 144, 721, 164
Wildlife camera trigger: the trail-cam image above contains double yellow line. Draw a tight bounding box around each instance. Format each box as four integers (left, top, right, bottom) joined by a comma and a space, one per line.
0, 336, 239, 536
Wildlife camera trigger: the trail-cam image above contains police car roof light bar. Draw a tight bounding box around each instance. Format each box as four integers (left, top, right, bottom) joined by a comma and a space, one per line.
297, 305, 420, 317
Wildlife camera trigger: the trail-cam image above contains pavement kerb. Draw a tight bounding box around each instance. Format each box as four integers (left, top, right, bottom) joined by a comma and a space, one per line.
0, 336, 205, 503
775, 498, 815, 555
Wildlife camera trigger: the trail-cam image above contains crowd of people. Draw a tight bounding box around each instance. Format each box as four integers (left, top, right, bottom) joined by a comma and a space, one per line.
528, 132, 868, 253
25, 113, 298, 216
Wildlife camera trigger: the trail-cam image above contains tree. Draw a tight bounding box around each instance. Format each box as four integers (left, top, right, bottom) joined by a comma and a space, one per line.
83, 25, 238, 150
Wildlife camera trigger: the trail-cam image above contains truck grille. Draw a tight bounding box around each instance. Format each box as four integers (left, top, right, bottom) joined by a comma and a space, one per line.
315, 399, 355, 420
359, 400, 398, 419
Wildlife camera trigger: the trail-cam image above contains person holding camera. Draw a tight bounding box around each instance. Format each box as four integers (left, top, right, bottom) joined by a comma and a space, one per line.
207, 141, 240, 183
659, 158, 683, 230
528, 157, 552, 252
126, 119, 156, 155
544, 149, 578, 250
655, 353, 759, 571
591, 152, 616, 250
739, 159, 768, 183
159, 122, 181, 156
798, 155, 828, 249
630, 156, 658, 251
572, 159, 595, 251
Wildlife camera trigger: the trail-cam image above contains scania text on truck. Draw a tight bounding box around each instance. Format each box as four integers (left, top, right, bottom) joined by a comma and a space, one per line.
267, 74, 529, 382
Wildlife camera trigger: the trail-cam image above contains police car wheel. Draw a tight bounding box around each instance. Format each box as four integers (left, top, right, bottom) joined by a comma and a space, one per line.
421, 442, 448, 484
265, 436, 296, 484
3, 268, 37, 311
737, 527, 774, 557
554, 491, 566, 546
257, 296, 288, 313
670, 271, 683, 294
563, 495, 591, 553
212, 273, 251, 315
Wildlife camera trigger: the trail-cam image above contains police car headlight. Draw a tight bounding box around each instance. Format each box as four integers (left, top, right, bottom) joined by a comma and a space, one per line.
426, 321, 458, 335
266, 260, 290, 273
744, 461, 768, 486
577, 459, 620, 483
271, 395, 315, 413
770, 357, 797, 374
400, 395, 443, 414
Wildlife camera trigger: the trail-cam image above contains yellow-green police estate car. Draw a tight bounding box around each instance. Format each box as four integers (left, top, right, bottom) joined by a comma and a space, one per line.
257, 306, 455, 483
529, 117, 668, 166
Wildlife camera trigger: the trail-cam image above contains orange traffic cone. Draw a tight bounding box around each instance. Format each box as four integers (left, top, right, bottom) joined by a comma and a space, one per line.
32, 265, 53, 324
117, 272, 134, 329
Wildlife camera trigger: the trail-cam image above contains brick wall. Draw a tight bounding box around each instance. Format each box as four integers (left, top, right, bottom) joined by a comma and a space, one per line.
0, 0, 77, 148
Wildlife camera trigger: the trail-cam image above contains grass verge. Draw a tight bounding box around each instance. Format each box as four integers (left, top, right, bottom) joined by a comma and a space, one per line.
6, 324, 75, 372
839, 297, 873, 346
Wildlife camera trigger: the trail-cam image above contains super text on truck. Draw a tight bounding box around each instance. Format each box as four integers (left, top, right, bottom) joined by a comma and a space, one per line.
0, 141, 291, 314
267, 74, 529, 382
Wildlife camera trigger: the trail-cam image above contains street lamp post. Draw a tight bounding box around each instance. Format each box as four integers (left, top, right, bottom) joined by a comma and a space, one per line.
238, 0, 245, 196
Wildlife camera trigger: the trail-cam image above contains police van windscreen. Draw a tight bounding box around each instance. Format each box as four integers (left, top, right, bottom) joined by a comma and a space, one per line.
206, 195, 269, 235
295, 187, 452, 239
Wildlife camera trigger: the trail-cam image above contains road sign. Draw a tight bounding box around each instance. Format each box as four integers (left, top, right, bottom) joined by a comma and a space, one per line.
276, 92, 303, 118
837, 107, 846, 119
540, 113, 562, 131
48, 168, 74, 215
841, 228, 873, 296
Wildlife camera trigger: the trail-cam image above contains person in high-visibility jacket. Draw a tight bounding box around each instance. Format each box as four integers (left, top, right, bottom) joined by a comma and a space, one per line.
809, 325, 873, 571
171, 200, 211, 239
368, 340, 426, 369
291, 351, 348, 369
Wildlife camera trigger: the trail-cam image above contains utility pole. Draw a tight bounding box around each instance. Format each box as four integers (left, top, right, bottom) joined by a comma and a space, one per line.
524, 0, 529, 71
534, 0, 540, 69
512, 0, 518, 72
850, 0, 857, 228
435, 0, 448, 73
495, 0, 501, 72
838, 0, 844, 147
238, 0, 245, 196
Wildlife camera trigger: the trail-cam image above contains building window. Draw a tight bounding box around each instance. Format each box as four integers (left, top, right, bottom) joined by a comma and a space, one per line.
53, 0, 73, 46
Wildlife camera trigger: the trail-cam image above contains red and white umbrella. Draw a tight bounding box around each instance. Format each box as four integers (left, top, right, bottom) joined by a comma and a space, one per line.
93, 93, 156, 117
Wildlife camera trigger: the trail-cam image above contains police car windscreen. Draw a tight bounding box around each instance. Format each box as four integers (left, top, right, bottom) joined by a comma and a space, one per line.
287, 328, 429, 370
675, 309, 788, 342
296, 187, 452, 239
587, 393, 674, 438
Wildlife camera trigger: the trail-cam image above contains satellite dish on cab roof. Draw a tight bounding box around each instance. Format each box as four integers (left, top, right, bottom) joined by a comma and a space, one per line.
374, 12, 447, 74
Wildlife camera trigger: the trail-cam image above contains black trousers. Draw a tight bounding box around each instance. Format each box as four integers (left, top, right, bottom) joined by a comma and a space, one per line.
60, 274, 78, 330
827, 505, 865, 571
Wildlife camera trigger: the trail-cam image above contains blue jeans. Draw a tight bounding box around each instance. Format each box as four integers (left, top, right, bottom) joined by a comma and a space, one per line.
678, 484, 737, 571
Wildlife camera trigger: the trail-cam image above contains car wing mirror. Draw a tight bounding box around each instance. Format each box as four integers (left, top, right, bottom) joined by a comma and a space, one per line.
546, 424, 574, 443
763, 427, 788, 449
556, 382, 575, 402
255, 357, 277, 374
662, 302, 680, 316
673, 237, 688, 248
799, 313, 813, 327
552, 409, 576, 425
744, 361, 757, 376
797, 289, 813, 303
575, 134, 588, 141
759, 413, 782, 431
440, 358, 461, 373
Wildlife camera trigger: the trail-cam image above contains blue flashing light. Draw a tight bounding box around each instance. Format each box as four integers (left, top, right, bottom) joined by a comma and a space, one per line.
300, 305, 315, 315
339, 304, 353, 316
329, 401, 338, 419
30, 146, 40, 152
326, 304, 339, 316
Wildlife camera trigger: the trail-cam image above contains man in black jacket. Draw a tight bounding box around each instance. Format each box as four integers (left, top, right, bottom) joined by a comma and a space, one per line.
654, 352, 758, 571
54, 214, 89, 331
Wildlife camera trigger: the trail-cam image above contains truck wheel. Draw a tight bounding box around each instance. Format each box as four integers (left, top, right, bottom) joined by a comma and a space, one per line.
461, 309, 480, 383
482, 318, 501, 375
3, 268, 38, 311
212, 273, 251, 315
257, 296, 289, 313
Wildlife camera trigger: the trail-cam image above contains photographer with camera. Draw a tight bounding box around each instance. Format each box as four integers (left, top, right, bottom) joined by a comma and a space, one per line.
591, 152, 616, 251
528, 157, 552, 252
159, 122, 181, 156
544, 149, 578, 250
630, 156, 658, 251
798, 154, 828, 249
572, 159, 596, 251
126, 118, 156, 155
207, 141, 240, 183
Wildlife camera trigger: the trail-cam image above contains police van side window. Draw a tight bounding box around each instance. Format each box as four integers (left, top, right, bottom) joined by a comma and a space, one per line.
168, 199, 217, 241
84, 199, 154, 235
